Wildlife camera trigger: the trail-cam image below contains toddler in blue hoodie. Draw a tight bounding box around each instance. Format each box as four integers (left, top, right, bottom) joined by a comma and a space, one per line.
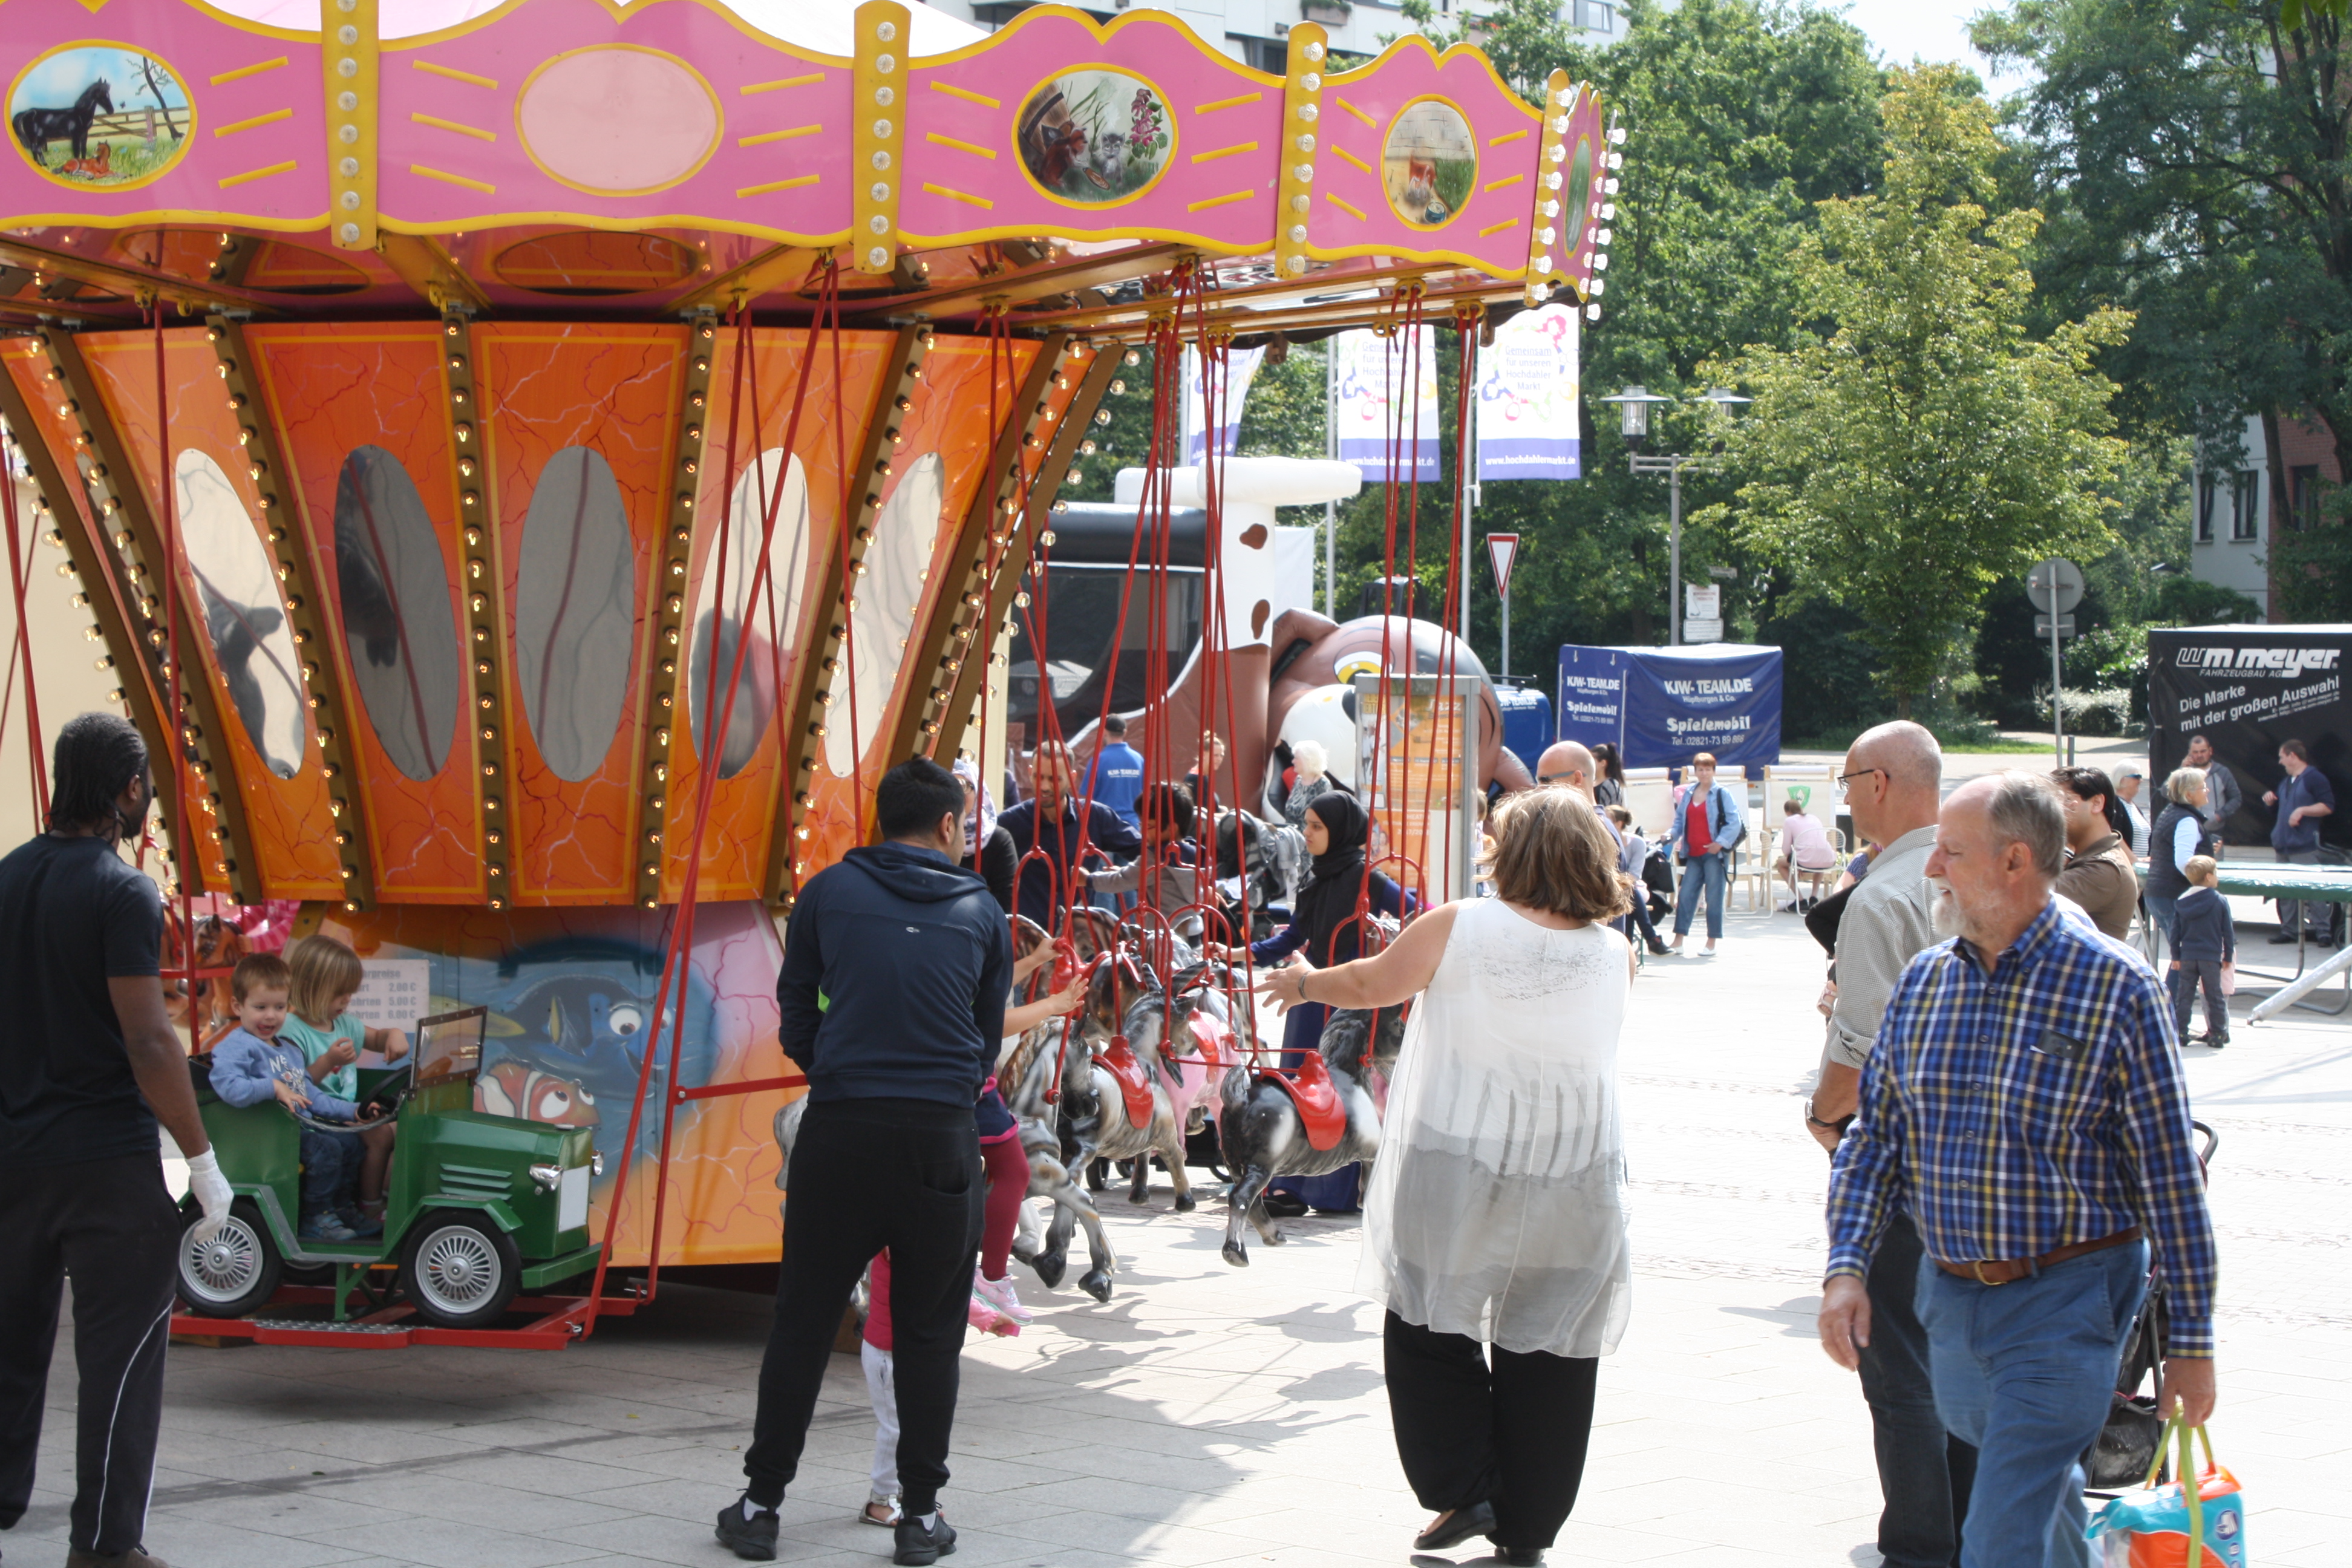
207, 952, 384, 1241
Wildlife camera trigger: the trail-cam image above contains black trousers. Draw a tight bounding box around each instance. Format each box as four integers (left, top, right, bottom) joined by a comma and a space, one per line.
1383, 1311, 1598, 1553
1857, 1212, 1979, 1568
0, 1152, 181, 1555
745, 1099, 983, 1514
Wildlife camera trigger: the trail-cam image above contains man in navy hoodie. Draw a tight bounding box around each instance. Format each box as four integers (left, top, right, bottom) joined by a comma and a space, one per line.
725, 758, 1011, 1567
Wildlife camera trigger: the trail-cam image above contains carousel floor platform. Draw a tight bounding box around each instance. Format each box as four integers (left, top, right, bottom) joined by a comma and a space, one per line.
18, 913, 2349, 1567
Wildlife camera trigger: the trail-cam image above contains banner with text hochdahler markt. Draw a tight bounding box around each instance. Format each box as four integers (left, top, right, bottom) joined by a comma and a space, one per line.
2148, 624, 2352, 849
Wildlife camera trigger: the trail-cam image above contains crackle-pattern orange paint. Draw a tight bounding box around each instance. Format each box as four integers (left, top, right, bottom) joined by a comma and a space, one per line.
657, 328, 892, 906
246, 325, 485, 903
474, 324, 682, 906
0, 344, 196, 871
80, 330, 342, 901
791, 338, 1042, 888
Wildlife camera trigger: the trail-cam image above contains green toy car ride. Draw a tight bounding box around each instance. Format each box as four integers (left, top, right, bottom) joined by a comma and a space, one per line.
175, 1007, 603, 1330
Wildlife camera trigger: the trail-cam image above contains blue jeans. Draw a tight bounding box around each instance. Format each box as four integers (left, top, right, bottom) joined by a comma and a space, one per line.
1673, 850, 1729, 940
1916, 1237, 2149, 1568
2144, 892, 2177, 955
299, 1128, 361, 1218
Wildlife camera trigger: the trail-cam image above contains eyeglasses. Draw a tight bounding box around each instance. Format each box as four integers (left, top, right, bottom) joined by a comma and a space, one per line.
1537, 769, 1584, 785
1835, 768, 1886, 800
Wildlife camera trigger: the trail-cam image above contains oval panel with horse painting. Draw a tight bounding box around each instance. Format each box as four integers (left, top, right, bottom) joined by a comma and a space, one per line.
8, 44, 193, 191
1382, 99, 1475, 229
1014, 68, 1174, 206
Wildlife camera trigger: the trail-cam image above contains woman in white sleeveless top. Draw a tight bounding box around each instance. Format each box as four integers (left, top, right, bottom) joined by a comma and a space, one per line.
1257, 788, 1633, 1566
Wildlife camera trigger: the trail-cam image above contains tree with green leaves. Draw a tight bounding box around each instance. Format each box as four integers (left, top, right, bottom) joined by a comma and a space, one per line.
1699, 67, 2131, 716
1976, 0, 2348, 615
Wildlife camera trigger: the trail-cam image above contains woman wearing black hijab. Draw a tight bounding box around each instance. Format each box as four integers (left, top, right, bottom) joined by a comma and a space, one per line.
1224, 792, 1416, 1071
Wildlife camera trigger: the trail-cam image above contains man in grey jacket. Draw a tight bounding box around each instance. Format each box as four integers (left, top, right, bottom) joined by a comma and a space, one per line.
1806, 720, 1976, 1567
2186, 734, 2239, 854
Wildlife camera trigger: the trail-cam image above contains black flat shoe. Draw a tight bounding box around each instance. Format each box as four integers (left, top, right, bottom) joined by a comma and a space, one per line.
1497, 1549, 1546, 1566
715, 1498, 779, 1561
2270, 932, 2301, 944
894, 1511, 958, 1565
1261, 1193, 1309, 1218
1413, 1500, 1497, 1552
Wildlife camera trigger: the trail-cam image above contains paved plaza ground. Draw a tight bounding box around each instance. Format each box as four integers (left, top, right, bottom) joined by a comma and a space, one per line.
13, 896, 2350, 1568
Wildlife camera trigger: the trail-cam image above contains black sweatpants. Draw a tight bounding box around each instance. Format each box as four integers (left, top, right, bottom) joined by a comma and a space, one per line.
745, 1099, 984, 1515
1382, 1311, 1599, 1553
1857, 1212, 1977, 1568
0, 1152, 181, 1555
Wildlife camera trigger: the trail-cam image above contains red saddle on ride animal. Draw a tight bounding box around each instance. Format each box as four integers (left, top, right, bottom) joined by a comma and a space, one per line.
1266, 1051, 1347, 1151
1098, 1036, 1156, 1129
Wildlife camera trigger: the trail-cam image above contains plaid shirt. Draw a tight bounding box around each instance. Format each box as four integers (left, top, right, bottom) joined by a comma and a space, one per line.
1826, 899, 2217, 1357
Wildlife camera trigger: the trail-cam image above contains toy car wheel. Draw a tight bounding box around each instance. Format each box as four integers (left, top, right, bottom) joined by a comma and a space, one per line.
398, 1210, 520, 1328
177, 1198, 283, 1318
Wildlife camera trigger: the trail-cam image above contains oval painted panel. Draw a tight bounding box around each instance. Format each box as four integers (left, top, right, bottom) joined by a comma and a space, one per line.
9, 44, 195, 192
690, 449, 809, 779
515, 448, 637, 783
1382, 100, 1476, 229
334, 446, 460, 783
1014, 69, 1174, 205
825, 454, 942, 778
517, 47, 719, 197
175, 449, 305, 778
1560, 137, 1595, 253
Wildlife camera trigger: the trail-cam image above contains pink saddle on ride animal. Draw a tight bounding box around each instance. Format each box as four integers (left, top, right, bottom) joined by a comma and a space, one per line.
1266, 1050, 1347, 1151
1185, 1011, 1235, 1069
1098, 1036, 1156, 1129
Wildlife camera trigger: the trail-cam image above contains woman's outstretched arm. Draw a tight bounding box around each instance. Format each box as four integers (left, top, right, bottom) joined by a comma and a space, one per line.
1255, 904, 1460, 1014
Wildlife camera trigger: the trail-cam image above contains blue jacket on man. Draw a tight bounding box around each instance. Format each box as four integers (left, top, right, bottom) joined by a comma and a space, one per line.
777, 843, 1012, 1109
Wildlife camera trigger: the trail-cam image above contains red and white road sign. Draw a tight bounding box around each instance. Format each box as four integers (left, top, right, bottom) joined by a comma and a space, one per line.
1486, 532, 1521, 596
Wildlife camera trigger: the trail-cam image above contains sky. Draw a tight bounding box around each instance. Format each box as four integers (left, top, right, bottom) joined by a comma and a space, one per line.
1841, 0, 2037, 96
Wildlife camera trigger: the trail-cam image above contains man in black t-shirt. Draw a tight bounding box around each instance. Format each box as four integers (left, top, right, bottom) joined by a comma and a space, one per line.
0, 713, 232, 1568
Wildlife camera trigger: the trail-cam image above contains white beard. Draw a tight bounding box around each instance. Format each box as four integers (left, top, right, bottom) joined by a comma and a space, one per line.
1927, 874, 1965, 939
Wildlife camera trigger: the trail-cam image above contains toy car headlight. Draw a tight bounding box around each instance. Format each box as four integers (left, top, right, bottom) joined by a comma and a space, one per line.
529, 1161, 563, 1193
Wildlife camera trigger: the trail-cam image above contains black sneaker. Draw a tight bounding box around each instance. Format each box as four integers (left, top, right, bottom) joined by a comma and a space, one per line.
715, 1497, 779, 1561
894, 1510, 958, 1565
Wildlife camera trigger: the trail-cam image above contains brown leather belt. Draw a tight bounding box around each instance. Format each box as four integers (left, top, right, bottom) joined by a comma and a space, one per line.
1936, 1226, 2142, 1287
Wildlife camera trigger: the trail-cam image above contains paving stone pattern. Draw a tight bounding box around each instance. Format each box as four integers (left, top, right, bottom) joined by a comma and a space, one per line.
14, 911, 2347, 1566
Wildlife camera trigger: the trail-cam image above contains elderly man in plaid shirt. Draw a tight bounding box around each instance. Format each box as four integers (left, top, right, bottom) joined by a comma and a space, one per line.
1820, 771, 2217, 1568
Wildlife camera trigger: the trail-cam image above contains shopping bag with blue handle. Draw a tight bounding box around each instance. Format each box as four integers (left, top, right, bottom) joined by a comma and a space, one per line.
2086, 1416, 2246, 1567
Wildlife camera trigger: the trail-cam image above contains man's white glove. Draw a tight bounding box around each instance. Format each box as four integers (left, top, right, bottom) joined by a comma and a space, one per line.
186, 1148, 234, 1247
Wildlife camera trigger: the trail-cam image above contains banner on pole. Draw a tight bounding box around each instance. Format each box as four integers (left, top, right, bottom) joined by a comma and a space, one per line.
1334, 327, 1440, 482
1181, 344, 1267, 464
1476, 305, 1581, 481
1486, 532, 1520, 596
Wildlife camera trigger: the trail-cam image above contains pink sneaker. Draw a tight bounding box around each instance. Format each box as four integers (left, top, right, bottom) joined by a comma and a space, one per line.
972, 1269, 1034, 1325
966, 1293, 1020, 1338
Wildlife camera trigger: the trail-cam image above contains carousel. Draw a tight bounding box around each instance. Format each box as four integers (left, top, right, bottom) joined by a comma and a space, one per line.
0, 0, 1618, 1345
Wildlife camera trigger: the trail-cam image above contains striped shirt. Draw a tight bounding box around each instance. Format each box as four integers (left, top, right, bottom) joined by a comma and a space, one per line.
1826, 898, 2217, 1357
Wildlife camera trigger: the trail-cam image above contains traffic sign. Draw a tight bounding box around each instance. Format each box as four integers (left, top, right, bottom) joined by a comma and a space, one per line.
1486, 533, 1520, 596
1683, 618, 1725, 643
2035, 615, 2077, 639
2027, 558, 2085, 615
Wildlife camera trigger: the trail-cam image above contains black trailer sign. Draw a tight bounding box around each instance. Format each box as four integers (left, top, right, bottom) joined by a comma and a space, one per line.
2147, 624, 2352, 849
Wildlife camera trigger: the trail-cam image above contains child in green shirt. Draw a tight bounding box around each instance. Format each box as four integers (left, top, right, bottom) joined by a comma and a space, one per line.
284, 935, 411, 1219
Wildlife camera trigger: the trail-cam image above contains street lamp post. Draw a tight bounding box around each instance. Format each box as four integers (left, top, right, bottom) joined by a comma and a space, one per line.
1598, 385, 1749, 645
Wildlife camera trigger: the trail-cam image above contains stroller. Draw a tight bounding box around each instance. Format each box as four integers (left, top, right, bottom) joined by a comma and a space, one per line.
2083, 1119, 2220, 1490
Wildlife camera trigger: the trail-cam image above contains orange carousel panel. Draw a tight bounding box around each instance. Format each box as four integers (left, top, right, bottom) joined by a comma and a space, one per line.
0, 343, 203, 881
245, 325, 485, 903
658, 327, 893, 906
78, 330, 342, 901
474, 324, 684, 906
791, 338, 1040, 889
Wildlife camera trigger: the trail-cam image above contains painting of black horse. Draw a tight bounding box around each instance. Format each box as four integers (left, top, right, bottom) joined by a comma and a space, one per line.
11, 79, 113, 167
